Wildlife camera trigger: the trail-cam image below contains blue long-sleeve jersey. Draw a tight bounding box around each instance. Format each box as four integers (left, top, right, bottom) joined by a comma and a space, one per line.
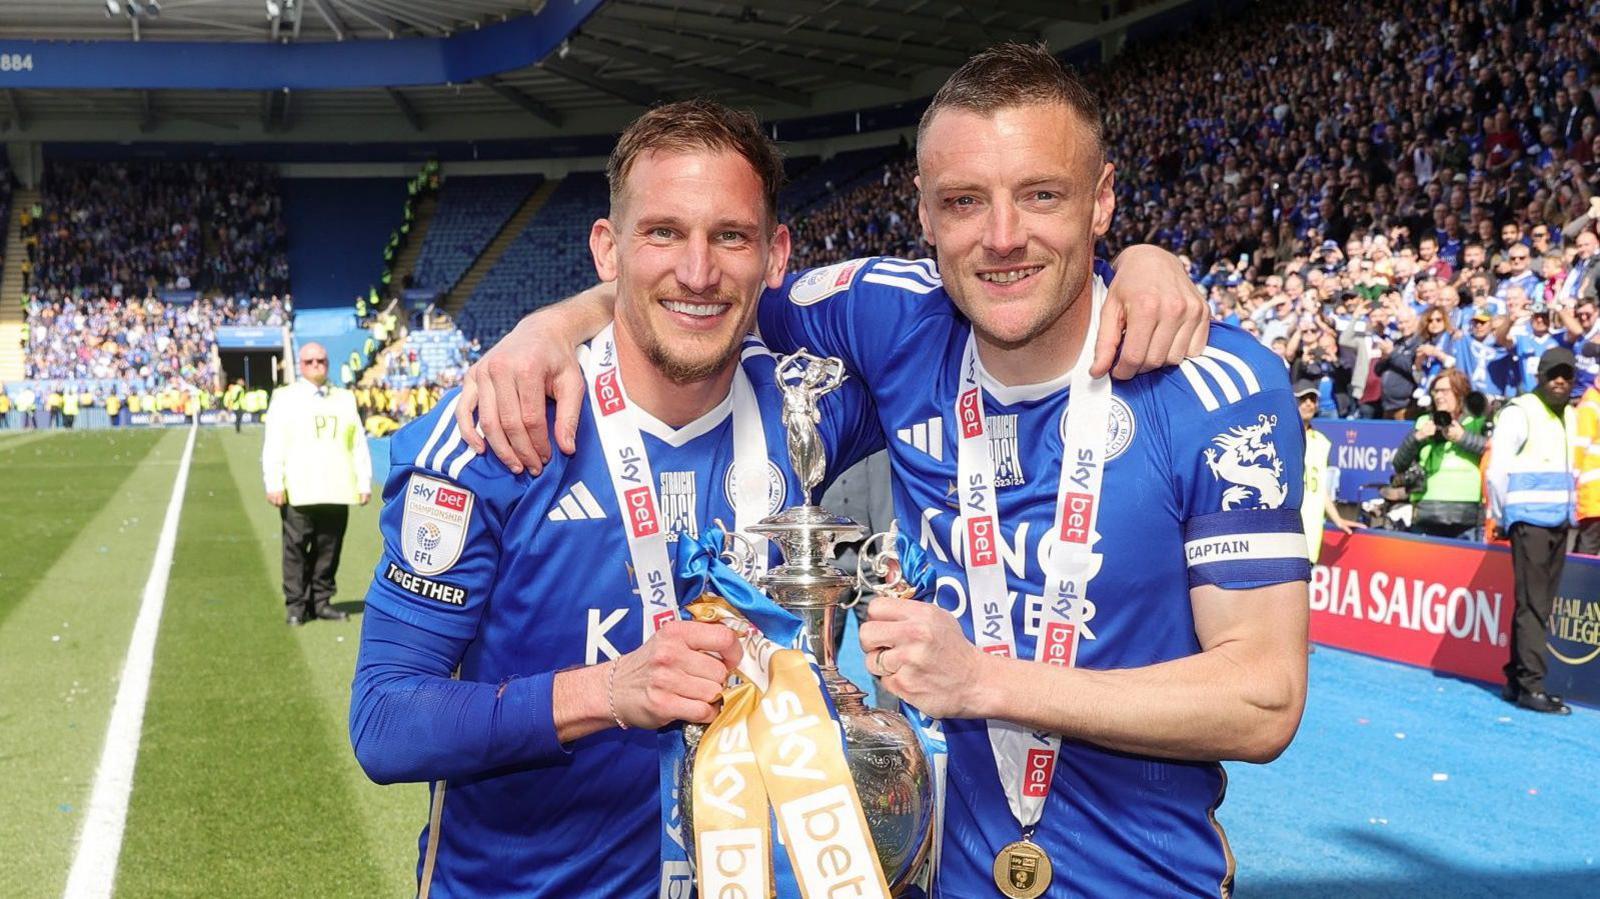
350, 335, 881, 898
759, 257, 1310, 898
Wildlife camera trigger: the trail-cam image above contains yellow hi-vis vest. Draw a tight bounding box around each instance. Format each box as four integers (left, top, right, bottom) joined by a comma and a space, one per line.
1575, 386, 1600, 520
1301, 427, 1332, 564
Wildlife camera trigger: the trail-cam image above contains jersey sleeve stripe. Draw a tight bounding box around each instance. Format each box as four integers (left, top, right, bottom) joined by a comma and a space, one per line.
1185, 508, 1304, 539
446, 443, 476, 480
1188, 556, 1311, 589
1189, 355, 1244, 405
872, 259, 942, 285
415, 396, 461, 467
1178, 360, 1222, 411
862, 272, 940, 294
1200, 346, 1262, 395
1183, 509, 1309, 588
430, 427, 465, 473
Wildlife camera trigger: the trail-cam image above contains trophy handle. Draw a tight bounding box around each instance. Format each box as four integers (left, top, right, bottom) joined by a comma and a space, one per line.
712, 519, 760, 580
855, 522, 909, 601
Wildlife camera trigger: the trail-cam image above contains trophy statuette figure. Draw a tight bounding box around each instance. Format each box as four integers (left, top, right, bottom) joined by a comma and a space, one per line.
679, 349, 935, 895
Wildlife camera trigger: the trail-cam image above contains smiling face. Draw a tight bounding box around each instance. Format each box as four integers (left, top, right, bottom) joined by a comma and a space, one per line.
592, 148, 789, 385
915, 101, 1113, 361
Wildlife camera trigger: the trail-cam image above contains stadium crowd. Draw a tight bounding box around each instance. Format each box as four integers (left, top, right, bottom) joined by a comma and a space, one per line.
777, 0, 1598, 546
21, 161, 290, 300
11, 0, 1600, 543
25, 294, 290, 386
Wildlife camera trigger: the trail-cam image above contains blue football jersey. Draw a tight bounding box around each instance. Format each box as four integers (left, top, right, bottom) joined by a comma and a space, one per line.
1513, 330, 1574, 393
351, 336, 881, 898
758, 257, 1309, 897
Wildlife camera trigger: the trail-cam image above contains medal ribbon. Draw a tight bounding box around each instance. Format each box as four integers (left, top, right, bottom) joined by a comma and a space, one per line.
688, 596, 892, 899
579, 324, 770, 896
581, 323, 770, 646
954, 279, 1111, 833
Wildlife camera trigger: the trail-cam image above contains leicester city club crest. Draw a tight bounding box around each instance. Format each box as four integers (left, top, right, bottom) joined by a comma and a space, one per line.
723, 459, 787, 517
1061, 393, 1136, 462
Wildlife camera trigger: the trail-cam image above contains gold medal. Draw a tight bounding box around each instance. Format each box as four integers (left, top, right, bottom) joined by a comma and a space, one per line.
993, 839, 1053, 898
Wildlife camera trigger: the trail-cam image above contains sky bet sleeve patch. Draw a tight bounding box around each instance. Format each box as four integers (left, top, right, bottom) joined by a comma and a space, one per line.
400, 473, 475, 575
787, 258, 868, 306
383, 562, 469, 606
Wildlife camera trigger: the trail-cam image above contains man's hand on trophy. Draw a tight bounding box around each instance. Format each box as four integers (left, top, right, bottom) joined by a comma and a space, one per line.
455, 314, 587, 475
858, 597, 986, 719
609, 621, 745, 729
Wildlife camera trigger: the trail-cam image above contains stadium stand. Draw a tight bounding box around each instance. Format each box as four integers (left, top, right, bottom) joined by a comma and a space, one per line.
8, 0, 1598, 455
26, 161, 288, 301
411, 175, 543, 295
780, 145, 901, 216
458, 173, 609, 345
388, 328, 473, 388
282, 177, 406, 309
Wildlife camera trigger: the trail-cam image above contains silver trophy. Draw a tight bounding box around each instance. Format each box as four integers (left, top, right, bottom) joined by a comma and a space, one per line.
681, 349, 935, 894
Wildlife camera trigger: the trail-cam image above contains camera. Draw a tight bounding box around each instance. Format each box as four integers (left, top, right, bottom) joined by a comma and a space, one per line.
1431, 410, 1453, 432
1392, 465, 1428, 493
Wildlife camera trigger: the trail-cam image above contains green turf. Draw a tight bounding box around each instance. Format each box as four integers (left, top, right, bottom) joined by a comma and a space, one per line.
0, 428, 183, 897
0, 428, 166, 627
114, 429, 421, 897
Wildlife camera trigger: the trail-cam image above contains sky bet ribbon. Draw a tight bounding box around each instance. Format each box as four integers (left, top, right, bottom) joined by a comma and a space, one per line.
666, 527, 891, 899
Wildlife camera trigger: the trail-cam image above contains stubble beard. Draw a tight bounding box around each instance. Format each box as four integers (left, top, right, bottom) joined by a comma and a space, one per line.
636, 288, 747, 386
957, 259, 1089, 353
640, 328, 743, 385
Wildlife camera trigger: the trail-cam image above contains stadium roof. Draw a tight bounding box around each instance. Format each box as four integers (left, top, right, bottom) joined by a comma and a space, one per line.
0, 0, 1162, 142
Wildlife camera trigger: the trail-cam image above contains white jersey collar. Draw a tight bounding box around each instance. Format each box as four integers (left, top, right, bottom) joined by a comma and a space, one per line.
974, 278, 1105, 405
578, 341, 735, 448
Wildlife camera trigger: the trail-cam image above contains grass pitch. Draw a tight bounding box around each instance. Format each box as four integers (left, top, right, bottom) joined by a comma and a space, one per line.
0, 428, 421, 898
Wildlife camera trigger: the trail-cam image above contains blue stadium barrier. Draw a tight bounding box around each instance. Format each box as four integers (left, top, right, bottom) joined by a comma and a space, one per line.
0, 3, 604, 90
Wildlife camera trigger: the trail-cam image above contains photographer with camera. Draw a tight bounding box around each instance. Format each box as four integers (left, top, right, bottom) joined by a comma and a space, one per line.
1391, 369, 1489, 540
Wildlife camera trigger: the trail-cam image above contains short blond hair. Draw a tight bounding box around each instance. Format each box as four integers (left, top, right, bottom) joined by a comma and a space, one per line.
607, 99, 784, 226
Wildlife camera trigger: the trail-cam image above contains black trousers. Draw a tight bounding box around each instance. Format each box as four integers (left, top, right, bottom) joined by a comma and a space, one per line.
1505, 522, 1567, 694
1575, 518, 1600, 556
280, 503, 349, 615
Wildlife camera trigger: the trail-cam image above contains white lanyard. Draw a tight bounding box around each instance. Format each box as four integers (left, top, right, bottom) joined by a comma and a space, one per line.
582, 324, 769, 645
956, 280, 1111, 833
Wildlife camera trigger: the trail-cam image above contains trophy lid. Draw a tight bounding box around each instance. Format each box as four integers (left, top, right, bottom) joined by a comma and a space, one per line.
748, 504, 867, 569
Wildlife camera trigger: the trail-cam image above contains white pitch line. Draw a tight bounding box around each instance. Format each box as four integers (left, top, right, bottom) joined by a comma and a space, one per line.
63, 424, 198, 899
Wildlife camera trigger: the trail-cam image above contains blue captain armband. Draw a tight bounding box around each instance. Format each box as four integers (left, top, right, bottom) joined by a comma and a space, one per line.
1183, 508, 1310, 589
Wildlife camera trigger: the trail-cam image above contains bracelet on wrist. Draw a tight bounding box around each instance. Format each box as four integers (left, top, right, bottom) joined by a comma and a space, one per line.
606, 661, 628, 730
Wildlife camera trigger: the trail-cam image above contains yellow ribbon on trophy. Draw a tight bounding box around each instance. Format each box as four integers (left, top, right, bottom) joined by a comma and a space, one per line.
688, 596, 892, 899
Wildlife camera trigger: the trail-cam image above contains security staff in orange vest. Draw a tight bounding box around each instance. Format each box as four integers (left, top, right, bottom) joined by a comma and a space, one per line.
1574, 377, 1600, 554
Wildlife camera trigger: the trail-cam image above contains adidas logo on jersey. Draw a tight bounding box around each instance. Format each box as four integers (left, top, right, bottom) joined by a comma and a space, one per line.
896, 413, 1023, 484
1178, 347, 1266, 411
897, 416, 944, 461
547, 482, 606, 522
